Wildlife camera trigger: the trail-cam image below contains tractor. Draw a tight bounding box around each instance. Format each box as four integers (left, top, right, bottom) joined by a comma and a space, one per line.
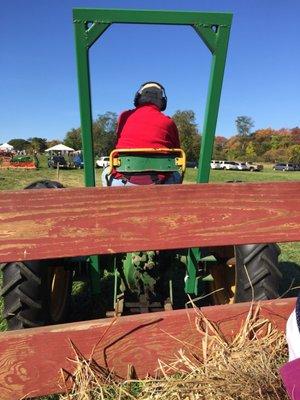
0, 8, 281, 330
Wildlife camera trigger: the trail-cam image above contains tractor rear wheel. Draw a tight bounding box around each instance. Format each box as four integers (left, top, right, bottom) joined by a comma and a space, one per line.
0, 260, 72, 330
209, 243, 281, 304
0, 179, 73, 330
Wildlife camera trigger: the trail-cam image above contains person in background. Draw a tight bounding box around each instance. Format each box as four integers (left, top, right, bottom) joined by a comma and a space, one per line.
33, 151, 39, 168
280, 294, 300, 399
102, 81, 181, 186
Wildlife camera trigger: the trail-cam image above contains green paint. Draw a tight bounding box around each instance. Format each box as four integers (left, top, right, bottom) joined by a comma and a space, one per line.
115, 154, 182, 173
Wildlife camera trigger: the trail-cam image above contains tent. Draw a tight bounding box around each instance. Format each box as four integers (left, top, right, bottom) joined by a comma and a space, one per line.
0, 143, 14, 152
45, 144, 75, 154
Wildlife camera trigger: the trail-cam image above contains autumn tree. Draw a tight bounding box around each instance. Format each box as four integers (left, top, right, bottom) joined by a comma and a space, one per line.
251, 128, 274, 159
291, 127, 300, 144
288, 145, 300, 163
213, 136, 227, 159
224, 136, 243, 160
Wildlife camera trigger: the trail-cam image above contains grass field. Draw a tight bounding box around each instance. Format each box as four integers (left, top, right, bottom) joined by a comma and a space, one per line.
2, 156, 300, 190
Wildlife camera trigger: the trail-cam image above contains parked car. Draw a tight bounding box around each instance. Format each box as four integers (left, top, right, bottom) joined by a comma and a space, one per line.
245, 162, 263, 172
236, 162, 249, 171
273, 163, 296, 171
96, 156, 110, 168
220, 161, 239, 170
186, 160, 198, 169
210, 160, 223, 169
48, 155, 68, 169
73, 154, 84, 169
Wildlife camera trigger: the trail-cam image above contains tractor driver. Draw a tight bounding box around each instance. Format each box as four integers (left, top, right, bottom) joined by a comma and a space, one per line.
102, 81, 181, 186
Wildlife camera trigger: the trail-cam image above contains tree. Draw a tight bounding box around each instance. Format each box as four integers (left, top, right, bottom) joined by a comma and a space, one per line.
288, 145, 300, 164
235, 116, 254, 136
213, 136, 227, 159
291, 127, 300, 144
172, 110, 200, 161
64, 128, 82, 150
251, 128, 274, 157
235, 116, 254, 157
245, 141, 257, 161
93, 112, 117, 155
270, 132, 292, 153
28, 137, 48, 153
63, 112, 117, 156
8, 139, 30, 151
224, 136, 243, 159
263, 148, 288, 163
47, 139, 61, 148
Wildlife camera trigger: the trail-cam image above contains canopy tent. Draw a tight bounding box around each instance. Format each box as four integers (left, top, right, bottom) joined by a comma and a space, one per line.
0, 143, 14, 152
45, 144, 75, 154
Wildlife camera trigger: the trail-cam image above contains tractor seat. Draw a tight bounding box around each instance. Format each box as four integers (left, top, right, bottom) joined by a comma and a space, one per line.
106, 148, 186, 185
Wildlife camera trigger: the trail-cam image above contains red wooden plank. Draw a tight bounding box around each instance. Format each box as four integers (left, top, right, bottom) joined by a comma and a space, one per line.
0, 298, 294, 400
1, 182, 300, 263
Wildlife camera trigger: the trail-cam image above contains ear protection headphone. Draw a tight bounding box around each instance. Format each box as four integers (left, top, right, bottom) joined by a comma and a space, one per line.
134, 81, 167, 111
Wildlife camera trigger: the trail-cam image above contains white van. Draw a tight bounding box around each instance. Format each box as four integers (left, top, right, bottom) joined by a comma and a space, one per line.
210, 160, 223, 169
220, 161, 239, 170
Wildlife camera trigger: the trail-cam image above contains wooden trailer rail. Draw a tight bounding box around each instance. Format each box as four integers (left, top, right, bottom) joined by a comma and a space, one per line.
0, 181, 299, 399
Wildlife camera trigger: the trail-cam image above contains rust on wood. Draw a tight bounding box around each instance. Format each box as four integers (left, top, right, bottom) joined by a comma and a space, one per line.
0, 298, 295, 399
1, 182, 300, 263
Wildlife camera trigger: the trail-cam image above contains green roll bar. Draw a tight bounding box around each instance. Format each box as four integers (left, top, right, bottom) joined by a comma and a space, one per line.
73, 8, 232, 186
73, 8, 232, 295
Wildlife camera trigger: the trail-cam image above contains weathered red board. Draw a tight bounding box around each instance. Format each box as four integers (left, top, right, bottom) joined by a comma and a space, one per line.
0, 298, 295, 400
1, 182, 300, 263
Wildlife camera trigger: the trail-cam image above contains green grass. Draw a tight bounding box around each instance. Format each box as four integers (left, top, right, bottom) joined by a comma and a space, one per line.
184, 165, 300, 183
0, 155, 102, 190
2, 157, 300, 191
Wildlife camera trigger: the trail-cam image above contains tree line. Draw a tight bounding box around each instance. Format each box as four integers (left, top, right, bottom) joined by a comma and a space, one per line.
6, 112, 300, 163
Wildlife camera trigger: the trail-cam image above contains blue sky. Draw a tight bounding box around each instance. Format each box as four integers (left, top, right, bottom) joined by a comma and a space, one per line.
1, 0, 299, 143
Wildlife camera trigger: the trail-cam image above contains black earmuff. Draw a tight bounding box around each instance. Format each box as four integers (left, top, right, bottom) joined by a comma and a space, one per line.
134, 81, 167, 111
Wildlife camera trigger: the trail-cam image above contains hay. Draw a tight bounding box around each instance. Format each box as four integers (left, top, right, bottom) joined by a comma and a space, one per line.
60, 304, 289, 400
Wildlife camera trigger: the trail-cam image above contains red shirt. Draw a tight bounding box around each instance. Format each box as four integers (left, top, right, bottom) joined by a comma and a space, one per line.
116, 104, 180, 149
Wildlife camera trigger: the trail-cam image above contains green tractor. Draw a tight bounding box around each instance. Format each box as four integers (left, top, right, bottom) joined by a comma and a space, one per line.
0, 8, 281, 329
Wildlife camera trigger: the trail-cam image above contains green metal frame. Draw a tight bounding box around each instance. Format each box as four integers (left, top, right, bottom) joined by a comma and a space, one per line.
73, 8, 232, 295
114, 154, 182, 173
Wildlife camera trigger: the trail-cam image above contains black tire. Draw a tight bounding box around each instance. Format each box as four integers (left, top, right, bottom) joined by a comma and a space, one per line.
0, 180, 73, 330
0, 260, 72, 330
234, 243, 282, 302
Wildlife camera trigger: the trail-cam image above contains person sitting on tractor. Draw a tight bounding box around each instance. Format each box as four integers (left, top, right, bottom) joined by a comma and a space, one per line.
102, 81, 181, 186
